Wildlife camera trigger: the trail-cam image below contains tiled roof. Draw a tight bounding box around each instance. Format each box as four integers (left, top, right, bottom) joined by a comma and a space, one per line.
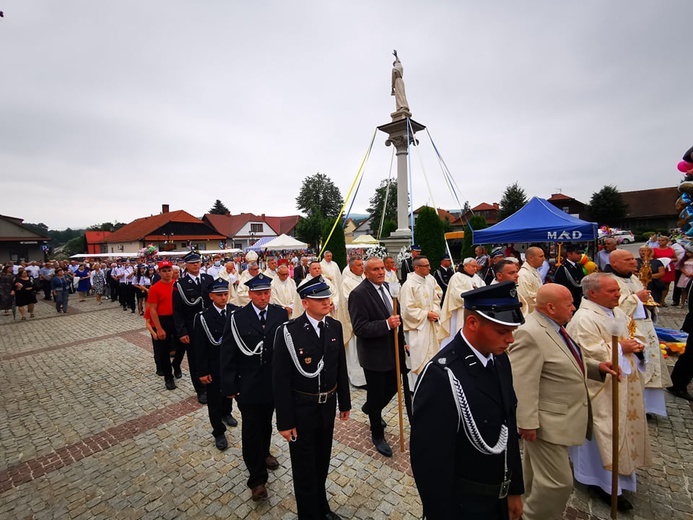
413, 206, 458, 222
471, 202, 499, 211
621, 187, 679, 218
204, 213, 300, 237
106, 210, 217, 242
0, 214, 51, 241
84, 231, 111, 244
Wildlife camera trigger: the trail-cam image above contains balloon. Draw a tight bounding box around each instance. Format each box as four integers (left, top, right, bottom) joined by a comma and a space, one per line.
578, 254, 589, 266
584, 261, 598, 274
677, 161, 693, 173
683, 193, 693, 204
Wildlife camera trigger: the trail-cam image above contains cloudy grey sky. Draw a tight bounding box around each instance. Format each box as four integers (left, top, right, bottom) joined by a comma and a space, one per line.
2, 1, 691, 229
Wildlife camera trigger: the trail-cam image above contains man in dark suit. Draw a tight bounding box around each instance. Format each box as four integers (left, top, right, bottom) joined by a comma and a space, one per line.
293, 256, 310, 285
172, 251, 215, 403
553, 243, 585, 309
193, 279, 239, 451
349, 257, 411, 458
410, 282, 525, 520
399, 244, 421, 284
273, 276, 351, 520
433, 253, 454, 300
220, 273, 289, 502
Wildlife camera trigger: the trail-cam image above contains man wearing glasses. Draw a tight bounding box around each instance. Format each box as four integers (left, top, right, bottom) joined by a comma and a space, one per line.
400, 256, 443, 388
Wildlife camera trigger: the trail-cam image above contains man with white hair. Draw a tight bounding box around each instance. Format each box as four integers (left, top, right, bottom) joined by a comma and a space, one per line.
339, 255, 367, 387
517, 246, 545, 314
437, 258, 486, 347
263, 257, 278, 279
292, 261, 338, 319
232, 262, 260, 307
270, 259, 296, 317
320, 250, 342, 289
400, 256, 442, 387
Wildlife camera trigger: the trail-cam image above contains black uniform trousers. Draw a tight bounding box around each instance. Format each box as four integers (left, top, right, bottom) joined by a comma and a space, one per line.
237, 401, 274, 489
154, 315, 175, 380
363, 368, 412, 439
120, 283, 135, 311
289, 400, 336, 520
109, 279, 120, 302
173, 318, 205, 395
205, 378, 228, 438
671, 332, 693, 390
41, 279, 52, 300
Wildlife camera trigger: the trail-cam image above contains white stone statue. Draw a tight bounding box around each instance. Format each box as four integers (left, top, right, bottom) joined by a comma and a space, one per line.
391, 50, 410, 117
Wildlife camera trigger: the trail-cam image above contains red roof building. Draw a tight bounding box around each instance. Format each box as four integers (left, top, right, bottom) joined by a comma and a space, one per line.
546, 193, 587, 219
84, 231, 111, 255
203, 212, 301, 249
105, 205, 225, 254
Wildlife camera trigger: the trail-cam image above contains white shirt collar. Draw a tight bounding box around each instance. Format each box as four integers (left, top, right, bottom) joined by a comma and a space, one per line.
460, 330, 494, 367
251, 303, 267, 318
305, 312, 325, 336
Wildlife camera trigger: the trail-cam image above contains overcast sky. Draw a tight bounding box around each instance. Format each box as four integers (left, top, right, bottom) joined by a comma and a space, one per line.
2, 1, 691, 229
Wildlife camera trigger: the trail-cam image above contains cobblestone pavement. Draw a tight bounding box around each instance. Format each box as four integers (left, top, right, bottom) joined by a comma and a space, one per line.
0, 294, 691, 519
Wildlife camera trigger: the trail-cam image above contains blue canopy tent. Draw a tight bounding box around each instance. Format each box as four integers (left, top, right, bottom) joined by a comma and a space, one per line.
472, 197, 598, 244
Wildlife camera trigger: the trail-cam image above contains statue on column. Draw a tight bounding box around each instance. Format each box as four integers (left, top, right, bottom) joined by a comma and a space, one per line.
391, 50, 412, 120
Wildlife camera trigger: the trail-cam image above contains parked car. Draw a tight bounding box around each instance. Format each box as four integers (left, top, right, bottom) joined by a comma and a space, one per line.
612, 230, 635, 244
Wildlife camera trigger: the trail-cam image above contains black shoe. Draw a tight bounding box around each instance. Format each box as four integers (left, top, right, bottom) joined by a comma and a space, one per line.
165, 379, 176, 390
265, 455, 279, 470
667, 386, 693, 401
589, 486, 633, 512
222, 414, 238, 427
214, 434, 228, 451
156, 369, 164, 376
372, 436, 392, 457
198, 392, 208, 404
131, 309, 136, 313
325, 512, 342, 520
173, 367, 182, 379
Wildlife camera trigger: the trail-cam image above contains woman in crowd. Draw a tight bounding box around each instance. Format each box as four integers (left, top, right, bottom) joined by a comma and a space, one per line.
676, 245, 693, 308
90, 262, 107, 305
74, 263, 91, 302
132, 264, 151, 315
51, 267, 71, 313
14, 268, 37, 320
1, 265, 15, 316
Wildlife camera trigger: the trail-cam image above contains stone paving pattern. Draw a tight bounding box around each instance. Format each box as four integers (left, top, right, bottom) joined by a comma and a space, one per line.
0, 293, 691, 519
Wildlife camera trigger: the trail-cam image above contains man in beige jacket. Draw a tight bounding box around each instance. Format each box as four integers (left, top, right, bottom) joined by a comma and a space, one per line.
509, 284, 614, 520
517, 247, 545, 314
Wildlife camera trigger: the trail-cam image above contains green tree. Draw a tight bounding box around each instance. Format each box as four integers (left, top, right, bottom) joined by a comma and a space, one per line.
414, 206, 446, 270
462, 215, 488, 259
498, 182, 528, 220
587, 185, 628, 226
381, 219, 398, 239
296, 172, 344, 220
208, 199, 230, 215
367, 179, 398, 238
62, 235, 86, 256
321, 219, 347, 270
87, 222, 126, 231
295, 209, 325, 250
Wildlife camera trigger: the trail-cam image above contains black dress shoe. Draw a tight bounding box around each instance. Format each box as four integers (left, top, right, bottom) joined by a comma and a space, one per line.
325, 512, 342, 520
165, 379, 176, 390
198, 392, 208, 404
222, 414, 238, 427
589, 486, 633, 512
372, 436, 393, 457
265, 455, 279, 470
214, 434, 228, 451
251, 484, 268, 501
667, 386, 693, 401
173, 367, 182, 379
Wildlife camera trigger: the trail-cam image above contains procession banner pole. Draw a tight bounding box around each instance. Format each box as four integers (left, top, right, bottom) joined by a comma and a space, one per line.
606, 318, 624, 520
391, 296, 406, 452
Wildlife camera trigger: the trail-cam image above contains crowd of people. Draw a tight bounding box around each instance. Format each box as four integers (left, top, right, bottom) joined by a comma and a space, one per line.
3, 234, 693, 519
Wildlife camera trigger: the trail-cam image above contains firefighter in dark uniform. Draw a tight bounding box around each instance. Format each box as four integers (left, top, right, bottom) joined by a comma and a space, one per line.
220, 273, 288, 502
193, 279, 239, 451
553, 243, 586, 309
172, 251, 215, 404
410, 281, 525, 520
433, 253, 454, 300
273, 276, 351, 520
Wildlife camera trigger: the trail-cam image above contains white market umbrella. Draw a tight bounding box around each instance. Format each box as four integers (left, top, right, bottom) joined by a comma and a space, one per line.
262, 234, 309, 251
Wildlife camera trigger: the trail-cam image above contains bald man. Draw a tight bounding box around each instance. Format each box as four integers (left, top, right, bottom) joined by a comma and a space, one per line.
609, 249, 671, 416
509, 284, 614, 520
517, 247, 545, 314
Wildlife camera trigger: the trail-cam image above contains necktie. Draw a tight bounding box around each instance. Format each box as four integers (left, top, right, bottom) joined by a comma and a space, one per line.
379, 286, 393, 315
259, 309, 266, 328
220, 309, 226, 319
195, 277, 200, 286
317, 320, 324, 339
559, 326, 585, 374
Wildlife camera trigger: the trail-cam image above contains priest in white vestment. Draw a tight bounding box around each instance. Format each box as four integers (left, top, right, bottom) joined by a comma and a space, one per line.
270, 260, 297, 317
567, 274, 651, 511
231, 262, 260, 307
517, 247, 545, 314
437, 258, 485, 348
293, 261, 338, 319
608, 250, 671, 417
320, 250, 343, 291
339, 256, 367, 387
400, 256, 442, 388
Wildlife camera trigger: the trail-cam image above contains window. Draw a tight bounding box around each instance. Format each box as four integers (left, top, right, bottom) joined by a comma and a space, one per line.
250, 223, 263, 233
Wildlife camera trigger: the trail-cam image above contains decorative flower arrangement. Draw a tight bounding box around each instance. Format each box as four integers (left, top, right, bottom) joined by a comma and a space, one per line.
364, 245, 387, 259
396, 246, 411, 265
140, 244, 159, 257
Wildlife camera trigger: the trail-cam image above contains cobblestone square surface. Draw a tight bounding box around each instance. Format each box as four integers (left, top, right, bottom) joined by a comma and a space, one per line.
0, 296, 691, 519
